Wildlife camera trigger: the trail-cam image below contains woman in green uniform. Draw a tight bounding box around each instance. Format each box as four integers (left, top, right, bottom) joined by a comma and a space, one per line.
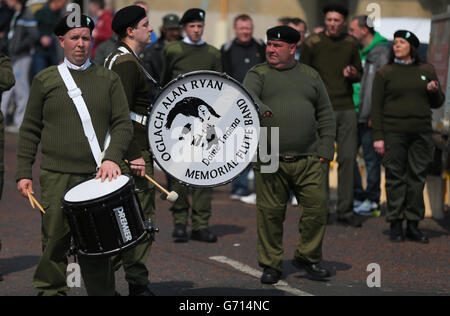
371, 30, 445, 243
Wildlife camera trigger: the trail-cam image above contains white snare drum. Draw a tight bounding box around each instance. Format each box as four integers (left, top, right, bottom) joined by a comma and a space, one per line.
148, 71, 260, 187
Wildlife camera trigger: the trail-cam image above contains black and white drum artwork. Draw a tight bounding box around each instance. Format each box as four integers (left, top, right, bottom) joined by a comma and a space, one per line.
148, 71, 260, 188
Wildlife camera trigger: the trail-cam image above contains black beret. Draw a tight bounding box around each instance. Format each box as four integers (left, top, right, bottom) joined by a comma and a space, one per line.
112, 5, 147, 34
266, 26, 300, 44
394, 30, 420, 49
180, 8, 205, 25
54, 14, 95, 36
323, 3, 349, 18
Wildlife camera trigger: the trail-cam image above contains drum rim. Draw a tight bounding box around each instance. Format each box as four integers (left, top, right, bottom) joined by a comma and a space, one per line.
62, 174, 133, 206
75, 230, 148, 257
147, 70, 261, 188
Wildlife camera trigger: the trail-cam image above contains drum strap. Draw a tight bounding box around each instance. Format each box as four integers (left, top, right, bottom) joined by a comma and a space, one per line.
105, 46, 160, 127
57, 63, 109, 168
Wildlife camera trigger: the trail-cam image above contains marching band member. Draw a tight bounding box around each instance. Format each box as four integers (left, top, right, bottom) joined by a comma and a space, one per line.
244, 26, 336, 283
15, 14, 133, 296
105, 5, 156, 296
161, 8, 222, 243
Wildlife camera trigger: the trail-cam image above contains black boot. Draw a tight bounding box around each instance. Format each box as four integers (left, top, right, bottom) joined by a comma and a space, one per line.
260, 268, 281, 285
172, 224, 189, 242
390, 220, 404, 242
405, 221, 429, 244
291, 258, 331, 280
191, 229, 217, 243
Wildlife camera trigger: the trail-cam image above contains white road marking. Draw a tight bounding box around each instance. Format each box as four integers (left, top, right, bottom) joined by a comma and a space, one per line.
209, 256, 314, 296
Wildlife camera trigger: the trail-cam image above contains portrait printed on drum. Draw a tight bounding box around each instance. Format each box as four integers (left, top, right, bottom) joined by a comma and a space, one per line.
165, 97, 221, 150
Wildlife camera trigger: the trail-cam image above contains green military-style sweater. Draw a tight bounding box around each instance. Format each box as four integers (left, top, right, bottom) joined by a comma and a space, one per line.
244, 62, 336, 161
371, 62, 445, 141
301, 32, 363, 111
16, 65, 133, 181
105, 43, 152, 160
161, 40, 222, 85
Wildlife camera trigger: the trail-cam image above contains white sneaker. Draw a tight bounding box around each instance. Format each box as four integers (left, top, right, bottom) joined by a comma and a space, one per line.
354, 199, 363, 208
231, 194, 243, 200
291, 196, 298, 206
354, 199, 372, 216
240, 193, 256, 205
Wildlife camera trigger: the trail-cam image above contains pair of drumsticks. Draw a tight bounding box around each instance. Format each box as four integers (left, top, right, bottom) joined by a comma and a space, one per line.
26, 190, 46, 214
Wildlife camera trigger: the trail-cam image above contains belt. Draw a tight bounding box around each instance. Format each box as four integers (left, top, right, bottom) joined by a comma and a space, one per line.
280, 156, 304, 163
130, 111, 148, 126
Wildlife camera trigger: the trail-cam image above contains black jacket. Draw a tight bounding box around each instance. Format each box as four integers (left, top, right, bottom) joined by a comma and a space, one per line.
221, 38, 266, 83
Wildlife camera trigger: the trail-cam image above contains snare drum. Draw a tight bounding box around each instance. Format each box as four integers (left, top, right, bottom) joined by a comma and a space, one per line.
148, 71, 260, 188
63, 175, 149, 257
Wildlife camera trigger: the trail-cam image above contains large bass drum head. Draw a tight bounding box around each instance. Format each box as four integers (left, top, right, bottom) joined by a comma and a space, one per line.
148, 71, 260, 188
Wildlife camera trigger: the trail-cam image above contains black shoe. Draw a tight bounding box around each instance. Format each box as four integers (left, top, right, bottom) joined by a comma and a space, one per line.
129, 283, 155, 296
291, 258, 331, 280
337, 215, 363, 228
390, 220, 404, 242
191, 229, 217, 243
260, 268, 281, 285
405, 221, 429, 244
172, 224, 189, 242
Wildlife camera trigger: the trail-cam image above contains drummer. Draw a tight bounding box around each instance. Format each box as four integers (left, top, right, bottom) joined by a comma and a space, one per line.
161, 8, 222, 243
15, 14, 133, 296
243, 26, 336, 283
105, 5, 156, 296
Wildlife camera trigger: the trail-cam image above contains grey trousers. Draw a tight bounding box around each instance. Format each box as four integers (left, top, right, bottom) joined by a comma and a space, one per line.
0, 55, 32, 127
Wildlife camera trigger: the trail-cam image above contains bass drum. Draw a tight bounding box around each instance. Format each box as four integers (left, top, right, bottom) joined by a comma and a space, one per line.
148, 71, 260, 188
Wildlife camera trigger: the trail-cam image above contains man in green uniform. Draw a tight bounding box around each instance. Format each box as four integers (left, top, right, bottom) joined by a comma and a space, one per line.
0, 53, 15, 282
301, 3, 364, 227
244, 26, 336, 283
15, 15, 133, 296
161, 8, 222, 243
105, 5, 156, 296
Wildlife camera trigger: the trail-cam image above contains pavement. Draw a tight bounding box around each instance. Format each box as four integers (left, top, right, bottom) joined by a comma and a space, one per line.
0, 132, 449, 296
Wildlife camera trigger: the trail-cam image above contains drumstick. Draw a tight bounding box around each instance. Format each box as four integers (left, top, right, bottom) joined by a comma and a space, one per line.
26, 190, 46, 214
144, 174, 178, 203
27, 190, 35, 209
124, 160, 179, 203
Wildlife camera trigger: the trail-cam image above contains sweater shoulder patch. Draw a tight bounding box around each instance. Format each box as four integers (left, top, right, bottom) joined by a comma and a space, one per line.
377, 64, 394, 77
93, 65, 120, 81
418, 62, 435, 73
207, 44, 221, 56
249, 63, 269, 75
112, 53, 138, 66
344, 35, 357, 43
35, 66, 61, 87
299, 63, 320, 79
165, 42, 183, 55
304, 34, 321, 47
